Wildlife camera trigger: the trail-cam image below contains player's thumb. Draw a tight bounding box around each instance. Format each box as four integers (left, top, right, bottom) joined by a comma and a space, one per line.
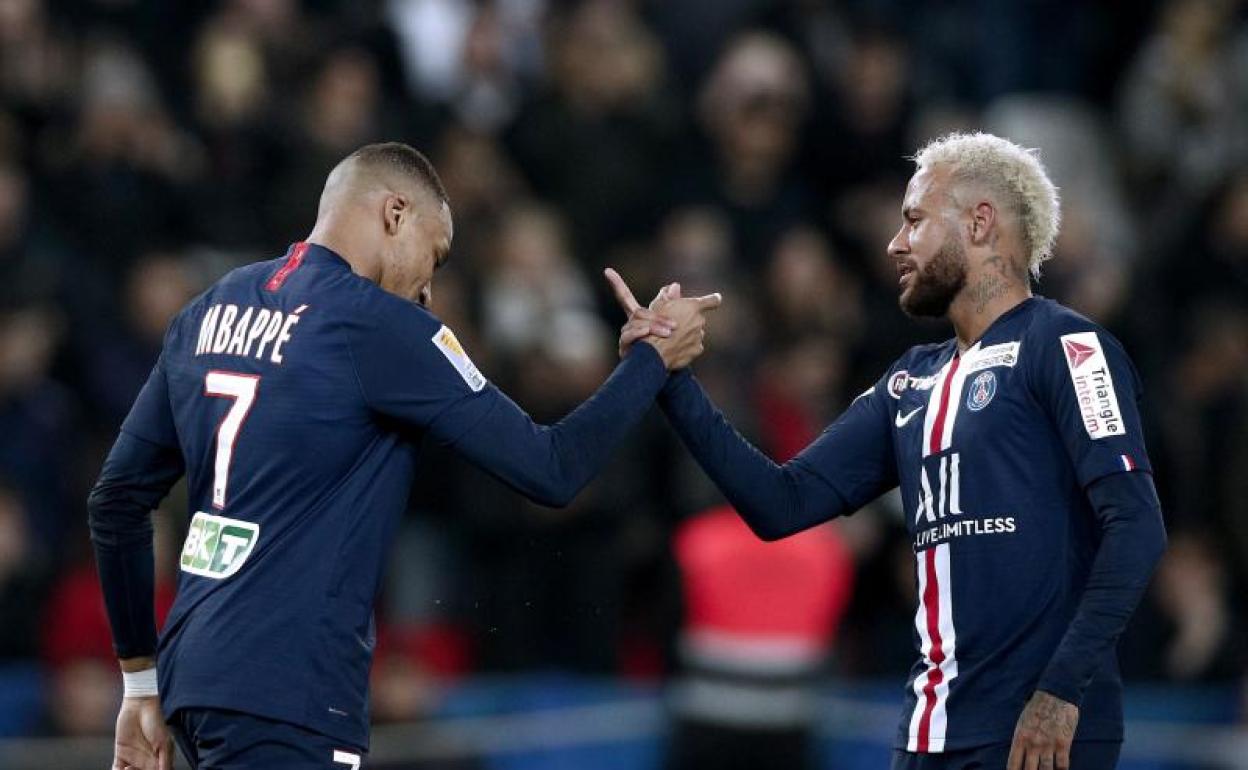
693, 292, 723, 311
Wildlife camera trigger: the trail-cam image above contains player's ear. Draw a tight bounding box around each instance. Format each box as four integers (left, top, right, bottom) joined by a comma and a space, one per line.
969, 200, 995, 246
383, 193, 408, 236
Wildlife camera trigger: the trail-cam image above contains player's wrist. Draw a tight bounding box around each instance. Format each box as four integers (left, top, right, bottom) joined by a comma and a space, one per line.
121, 666, 159, 699
630, 338, 666, 367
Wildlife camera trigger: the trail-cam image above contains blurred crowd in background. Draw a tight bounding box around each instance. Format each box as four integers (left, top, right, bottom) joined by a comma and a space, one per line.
0, 0, 1246, 746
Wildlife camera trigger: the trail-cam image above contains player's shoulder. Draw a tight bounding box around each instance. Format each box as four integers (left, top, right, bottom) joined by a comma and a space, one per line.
1023, 297, 1104, 334
894, 339, 956, 372
348, 281, 445, 336
862, 340, 955, 401
1017, 297, 1138, 382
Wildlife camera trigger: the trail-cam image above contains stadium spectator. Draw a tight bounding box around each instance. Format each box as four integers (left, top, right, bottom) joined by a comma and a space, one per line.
679, 31, 814, 271
1120, 533, 1246, 684
0, 483, 48, 661
0, 303, 78, 559
666, 505, 854, 770
507, 0, 676, 260
1119, 0, 1248, 207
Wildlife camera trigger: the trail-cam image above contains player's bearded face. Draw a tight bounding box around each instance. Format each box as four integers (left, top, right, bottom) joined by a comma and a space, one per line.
899, 229, 968, 318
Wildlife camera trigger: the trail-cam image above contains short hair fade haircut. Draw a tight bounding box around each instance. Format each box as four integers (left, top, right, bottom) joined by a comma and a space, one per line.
913, 132, 1061, 280
347, 142, 449, 206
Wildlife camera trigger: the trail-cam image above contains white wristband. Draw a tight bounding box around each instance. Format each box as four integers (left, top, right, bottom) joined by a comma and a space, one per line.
122, 668, 159, 698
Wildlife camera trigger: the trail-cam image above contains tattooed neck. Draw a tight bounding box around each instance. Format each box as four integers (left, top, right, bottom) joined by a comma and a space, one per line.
971, 254, 1024, 314
970, 273, 1007, 314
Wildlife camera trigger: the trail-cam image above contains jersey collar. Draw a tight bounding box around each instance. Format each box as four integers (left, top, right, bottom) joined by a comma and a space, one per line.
963, 296, 1038, 350
298, 241, 353, 272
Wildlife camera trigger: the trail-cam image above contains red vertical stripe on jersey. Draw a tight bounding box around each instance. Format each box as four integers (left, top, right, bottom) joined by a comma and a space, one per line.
928, 354, 961, 455
265, 242, 309, 291
917, 547, 945, 751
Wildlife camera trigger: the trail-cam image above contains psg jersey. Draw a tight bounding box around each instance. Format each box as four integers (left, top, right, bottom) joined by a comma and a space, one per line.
112, 242, 667, 748
866, 297, 1151, 751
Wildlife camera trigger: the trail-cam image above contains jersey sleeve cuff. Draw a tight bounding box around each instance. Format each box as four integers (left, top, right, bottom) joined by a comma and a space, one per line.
1035, 672, 1086, 707
629, 340, 666, 378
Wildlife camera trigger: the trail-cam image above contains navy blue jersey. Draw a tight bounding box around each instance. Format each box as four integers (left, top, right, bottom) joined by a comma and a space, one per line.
656, 296, 1161, 753
867, 297, 1151, 751
103, 242, 667, 749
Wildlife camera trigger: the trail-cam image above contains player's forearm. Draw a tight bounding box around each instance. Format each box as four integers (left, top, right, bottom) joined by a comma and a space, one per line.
88, 431, 184, 659
451, 342, 668, 507
658, 369, 847, 540
1037, 472, 1167, 704
120, 656, 158, 673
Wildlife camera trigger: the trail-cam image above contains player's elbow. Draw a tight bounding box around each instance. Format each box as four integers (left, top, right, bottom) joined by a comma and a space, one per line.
1125, 503, 1168, 568
529, 487, 576, 509
86, 480, 150, 543
1143, 512, 1168, 567
753, 526, 787, 543
86, 482, 113, 534
521, 475, 580, 508
739, 510, 791, 542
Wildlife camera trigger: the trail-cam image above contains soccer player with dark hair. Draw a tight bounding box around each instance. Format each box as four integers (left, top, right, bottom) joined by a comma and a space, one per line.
613, 133, 1167, 770
89, 142, 721, 769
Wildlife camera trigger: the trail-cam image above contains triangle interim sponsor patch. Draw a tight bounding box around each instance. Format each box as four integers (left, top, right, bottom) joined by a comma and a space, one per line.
1063, 338, 1097, 369
1059, 331, 1124, 439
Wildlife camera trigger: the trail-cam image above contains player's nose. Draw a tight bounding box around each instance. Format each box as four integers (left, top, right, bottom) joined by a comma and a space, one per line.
887, 225, 909, 259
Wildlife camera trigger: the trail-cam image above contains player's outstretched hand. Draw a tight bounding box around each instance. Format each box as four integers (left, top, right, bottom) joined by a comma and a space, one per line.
1007, 690, 1079, 770
604, 268, 721, 368
605, 267, 676, 358
113, 696, 173, 770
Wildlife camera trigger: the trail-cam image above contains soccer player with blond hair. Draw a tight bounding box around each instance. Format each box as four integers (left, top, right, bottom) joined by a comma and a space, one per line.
611, 132, 1166, 770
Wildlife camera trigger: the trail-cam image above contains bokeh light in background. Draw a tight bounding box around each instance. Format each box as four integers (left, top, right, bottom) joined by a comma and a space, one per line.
0, 0, 1245, 768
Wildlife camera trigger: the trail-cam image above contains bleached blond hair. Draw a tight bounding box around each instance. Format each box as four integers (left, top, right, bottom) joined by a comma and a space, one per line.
913, 132, 1061, 280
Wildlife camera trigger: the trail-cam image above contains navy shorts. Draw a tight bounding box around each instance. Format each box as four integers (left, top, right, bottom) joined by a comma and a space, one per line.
168, 708, 366, 769
891, 741, 1121, 770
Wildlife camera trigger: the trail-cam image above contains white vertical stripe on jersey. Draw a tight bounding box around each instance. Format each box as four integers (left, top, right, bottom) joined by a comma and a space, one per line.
920, 358, 952, 457
919, 466, 935, 522
907, 547, 932, 751
906, 542, 958, 753
911, 346, 976, 750
928, 542, 958, 751
937, 343, 978, 452
949, 453, 962, 514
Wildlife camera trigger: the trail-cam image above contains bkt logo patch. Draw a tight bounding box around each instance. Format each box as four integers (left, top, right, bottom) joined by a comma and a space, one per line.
180, 511, 259, 579
966, 370, 997, 411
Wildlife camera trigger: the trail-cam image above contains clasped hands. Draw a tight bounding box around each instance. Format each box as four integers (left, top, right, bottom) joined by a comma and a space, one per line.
604, 268, 721, 370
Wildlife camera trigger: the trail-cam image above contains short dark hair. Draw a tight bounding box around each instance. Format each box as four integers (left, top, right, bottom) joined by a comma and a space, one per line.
346, 142, 449, 205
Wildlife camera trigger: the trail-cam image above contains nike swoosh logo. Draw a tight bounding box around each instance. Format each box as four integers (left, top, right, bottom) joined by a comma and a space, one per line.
895, 406, 924, 428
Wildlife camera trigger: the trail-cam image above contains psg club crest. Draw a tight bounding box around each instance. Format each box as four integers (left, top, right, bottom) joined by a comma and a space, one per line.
966, 371, 997, 412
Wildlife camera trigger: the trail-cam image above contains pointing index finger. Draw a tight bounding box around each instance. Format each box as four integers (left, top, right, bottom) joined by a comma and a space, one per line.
603, 267, 642, 316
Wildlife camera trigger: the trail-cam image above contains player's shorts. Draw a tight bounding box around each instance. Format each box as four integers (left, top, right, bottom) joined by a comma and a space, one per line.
890, 741, 1121, 770
168, 707, 366, 769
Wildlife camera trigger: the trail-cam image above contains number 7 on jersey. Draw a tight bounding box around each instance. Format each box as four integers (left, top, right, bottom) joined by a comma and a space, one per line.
204, 371, 260, 509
